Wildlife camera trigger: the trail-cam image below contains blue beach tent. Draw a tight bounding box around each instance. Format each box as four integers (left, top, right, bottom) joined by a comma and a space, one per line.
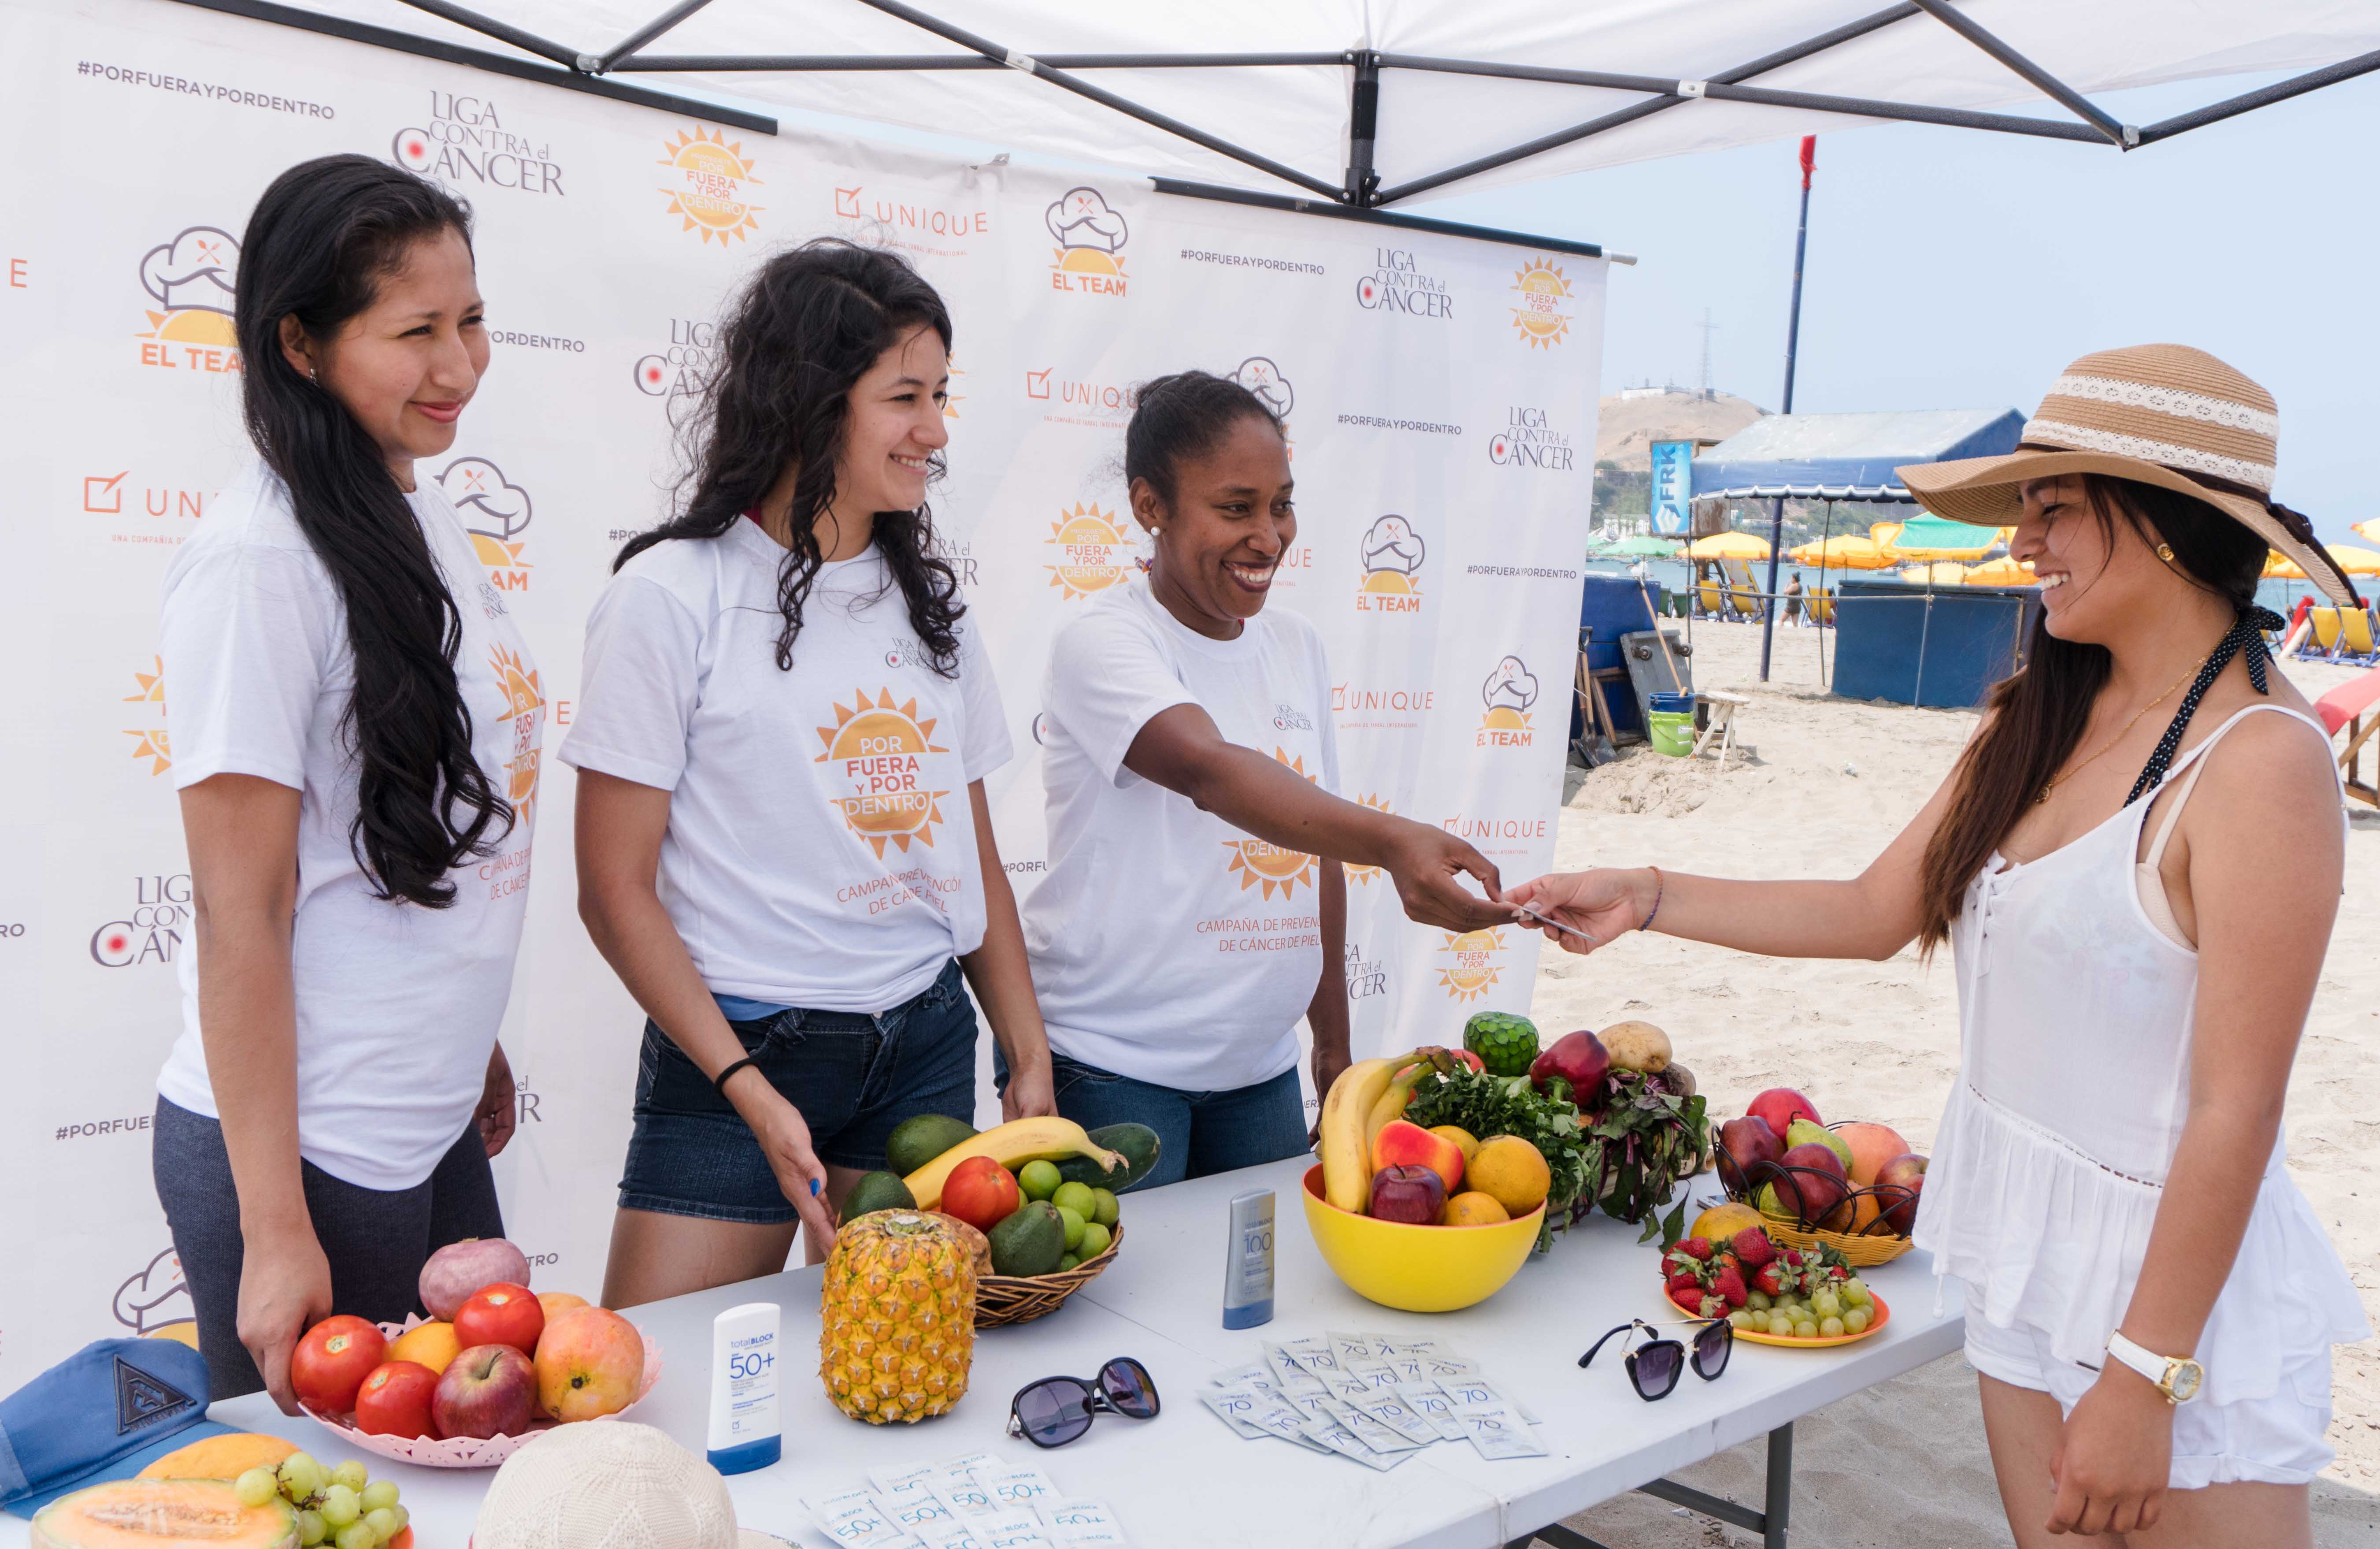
1690, 408, 2024, 503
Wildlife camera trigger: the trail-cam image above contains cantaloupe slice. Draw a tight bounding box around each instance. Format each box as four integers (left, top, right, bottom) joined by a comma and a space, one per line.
31, 1478, 297, 1547
135, 1433, 298, 1482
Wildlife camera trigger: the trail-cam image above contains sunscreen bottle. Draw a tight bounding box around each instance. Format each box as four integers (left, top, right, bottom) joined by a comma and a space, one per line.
1222, 1188, 1275, 1329
708, 1302, 781, 1473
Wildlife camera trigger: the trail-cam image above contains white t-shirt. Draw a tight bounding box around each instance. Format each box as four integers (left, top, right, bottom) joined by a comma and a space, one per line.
559, 521, 1011, 1012
156, 462, 544, 1191
1023, 579, 1340, 1090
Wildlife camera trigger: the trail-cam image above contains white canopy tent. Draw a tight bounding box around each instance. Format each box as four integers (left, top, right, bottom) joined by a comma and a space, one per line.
178, 0, 2380, 230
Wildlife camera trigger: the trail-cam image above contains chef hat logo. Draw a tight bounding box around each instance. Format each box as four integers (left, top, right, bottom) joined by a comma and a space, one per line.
1360, 514, 1425, 578
138, 226, 239, 315
1046, 187, 1128, 254
113, 1247, 195, 1337
1231, 356, 1294, 419
1483, 655, 1538, 711
437, 456, 534, 542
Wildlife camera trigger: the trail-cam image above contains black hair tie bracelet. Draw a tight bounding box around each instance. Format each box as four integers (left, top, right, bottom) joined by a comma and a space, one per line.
712, 1055, 762, 1099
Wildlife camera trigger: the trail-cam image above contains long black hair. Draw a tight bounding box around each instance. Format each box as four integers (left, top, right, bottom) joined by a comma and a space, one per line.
1124, 369, 1285, 508
1916, 473, 2268, 951
619, 239, 964, 674
234, 154, 510, 909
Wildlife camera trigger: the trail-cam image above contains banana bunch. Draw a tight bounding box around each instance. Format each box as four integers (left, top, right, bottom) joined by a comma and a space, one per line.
1318, 1048, 1437, 1212
901, 1116, 1128, 1209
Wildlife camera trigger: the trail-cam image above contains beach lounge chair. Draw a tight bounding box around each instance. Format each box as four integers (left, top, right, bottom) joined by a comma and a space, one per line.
1695, 578, 1725, 620
2314, 665, 2380, 807
1807, 588, 1835, 627
2339, 605, 2378, 665
1724, 562, 1763, 621
2302, 607, 2343, 660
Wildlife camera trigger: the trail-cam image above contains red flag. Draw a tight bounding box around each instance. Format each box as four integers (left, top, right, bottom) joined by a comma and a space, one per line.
1799, 135, 1817, 191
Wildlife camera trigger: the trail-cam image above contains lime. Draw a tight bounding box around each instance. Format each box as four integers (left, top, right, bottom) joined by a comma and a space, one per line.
1090, 1187, 1120, 1227
1051, 1181, 1096, 1218
1077, 1221, 1112, 1259
1056, 1204, 1086, 1252
1017, 1160, 1062, 1201
1058, 1253, 1080, 1271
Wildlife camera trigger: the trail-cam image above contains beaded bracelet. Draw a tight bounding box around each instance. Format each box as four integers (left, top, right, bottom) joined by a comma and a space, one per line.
1640, 866, 1665, 933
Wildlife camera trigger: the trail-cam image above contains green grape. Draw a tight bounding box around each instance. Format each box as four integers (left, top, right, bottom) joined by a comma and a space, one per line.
360, 1481, 400, 1514
1842, 1284, 1872, 1310
1726, 1310, 1751, 1330
1820, 1317, 1846, 1338
1746, 1290, 1771, 1311
320, 1483, 360, 1529
1811, 1290, 1842, 1319
364, 1507, 400, 1540
279, 1454, 324, 1502
335, 1522, 376, 1549
386, 1504, 408, 1533
236, 1468, 280, 1508
330, 1460, 369, 1494
1843, 1307, 1872, 1334
1793, 1319, 1820, 1340
297, 1510, 329, 1547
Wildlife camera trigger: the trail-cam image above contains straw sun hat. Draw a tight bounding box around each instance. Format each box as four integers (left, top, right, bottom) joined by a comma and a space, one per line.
471, 1422, 789, 1549
1896, 343, 2361, 607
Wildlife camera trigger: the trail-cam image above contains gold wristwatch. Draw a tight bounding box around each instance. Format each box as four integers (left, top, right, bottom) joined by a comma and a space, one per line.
2106, 1331, 2203, 1404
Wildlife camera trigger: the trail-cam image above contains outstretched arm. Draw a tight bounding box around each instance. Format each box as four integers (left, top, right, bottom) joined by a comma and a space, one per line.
1124, 702, 1509, 931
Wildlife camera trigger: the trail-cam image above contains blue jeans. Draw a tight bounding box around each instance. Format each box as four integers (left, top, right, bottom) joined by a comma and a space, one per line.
998, 1050, 1308, 1191
619, 959, 977, 1225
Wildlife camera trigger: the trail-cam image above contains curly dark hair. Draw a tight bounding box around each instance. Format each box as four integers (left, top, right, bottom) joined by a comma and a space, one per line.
619, 238, 963, 674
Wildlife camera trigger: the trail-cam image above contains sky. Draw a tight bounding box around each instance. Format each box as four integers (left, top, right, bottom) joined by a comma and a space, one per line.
1423, 69, 2380, 547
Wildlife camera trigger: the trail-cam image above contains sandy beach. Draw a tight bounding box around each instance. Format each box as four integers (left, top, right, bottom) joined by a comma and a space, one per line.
1528, 617, 2380, 1546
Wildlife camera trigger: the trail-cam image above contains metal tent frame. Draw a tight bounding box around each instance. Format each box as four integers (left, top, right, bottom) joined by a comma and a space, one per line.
174, 0, 2380, 249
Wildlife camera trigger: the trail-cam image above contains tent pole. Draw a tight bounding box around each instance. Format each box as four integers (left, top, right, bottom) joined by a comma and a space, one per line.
1907, 0, 2132, 145
1149, 179, 1612, 260
1759, 136, 1815, 684
392, 0, 581, 70
595, 0, 714, 72
1344, 52, 1382, 205
2135, 46, 2380, 144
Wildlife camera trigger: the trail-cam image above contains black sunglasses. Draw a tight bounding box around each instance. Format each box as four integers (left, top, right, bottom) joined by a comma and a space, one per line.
1006, 1357, 1161, 1448
1578, 1318, 1732, 1401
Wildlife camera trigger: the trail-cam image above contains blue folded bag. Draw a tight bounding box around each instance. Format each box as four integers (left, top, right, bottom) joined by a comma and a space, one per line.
0, 1339, 231, 1517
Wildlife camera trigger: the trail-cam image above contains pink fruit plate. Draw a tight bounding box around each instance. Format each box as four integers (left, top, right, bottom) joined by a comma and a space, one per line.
300, 1314, 664, 1469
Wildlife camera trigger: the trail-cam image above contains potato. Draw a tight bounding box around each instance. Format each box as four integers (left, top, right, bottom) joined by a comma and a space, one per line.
1600, 1020, 1672, 1074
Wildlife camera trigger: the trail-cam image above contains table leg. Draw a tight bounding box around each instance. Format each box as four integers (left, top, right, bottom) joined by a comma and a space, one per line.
1763, 1421, 1793, 1549
1510, 1422, 1794, 1549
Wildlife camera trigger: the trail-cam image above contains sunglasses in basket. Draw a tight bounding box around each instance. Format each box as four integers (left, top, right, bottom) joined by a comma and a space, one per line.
1006, 1357, 1160, 1448
1579, 1318, 1733, 1401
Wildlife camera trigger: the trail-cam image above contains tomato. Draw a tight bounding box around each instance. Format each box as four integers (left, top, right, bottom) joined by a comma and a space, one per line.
290, 1315, 388, 1415
940, 1155, 1020, 1231
1450, 1050, 1486, 1074
353, 1359, 441, 1438
453, 1282, 545, 1358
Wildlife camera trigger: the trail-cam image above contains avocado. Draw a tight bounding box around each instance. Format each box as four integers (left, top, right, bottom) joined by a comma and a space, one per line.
842, 1170, 916, 1219
987, 1200, 1068, 1278
885, 1113, 977, 1177
1052, 1122, 1162, 1194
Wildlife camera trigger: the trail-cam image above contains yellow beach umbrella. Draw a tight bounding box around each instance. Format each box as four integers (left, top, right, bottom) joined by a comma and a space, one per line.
1963, 555, 2035, 586
1787, 535, 1896, 570
1902, 561, 1969, 585
2355, 520, 2380, 546
2325, 544, 2380, 576
2262, 549, 2297, 578
1869, 521, 1903, 548
1686, 531, 1772, 561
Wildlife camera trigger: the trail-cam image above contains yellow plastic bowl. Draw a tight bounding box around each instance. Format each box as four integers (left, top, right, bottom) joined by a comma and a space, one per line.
1300, 1165, 1543, 1313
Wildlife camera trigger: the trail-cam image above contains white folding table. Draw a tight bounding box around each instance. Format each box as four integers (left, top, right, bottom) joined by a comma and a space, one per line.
1, 1158, 1961, 1549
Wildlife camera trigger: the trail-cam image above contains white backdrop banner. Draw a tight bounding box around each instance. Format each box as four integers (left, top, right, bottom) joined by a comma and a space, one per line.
0, 0, 1602, 1391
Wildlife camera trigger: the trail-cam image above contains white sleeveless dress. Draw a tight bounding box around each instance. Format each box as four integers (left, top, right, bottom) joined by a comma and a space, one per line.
1914, 704, 2367, 1482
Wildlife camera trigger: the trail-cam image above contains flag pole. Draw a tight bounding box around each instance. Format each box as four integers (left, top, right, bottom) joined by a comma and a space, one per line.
1758, 135, 1816, 683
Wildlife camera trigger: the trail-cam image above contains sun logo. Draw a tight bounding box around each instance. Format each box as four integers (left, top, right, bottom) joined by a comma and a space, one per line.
1343, 795, 1393, 883
944, 353, 964, 420
658, 127, 763, 245
1222, 751, 1319, 899
1509, 258, 1573, 349
1045, 503, 1134, 599
1046, 187, 1129, 296
123, 657, 171, 775
1437, 928, 1507, 1002
816, 689, 950, 856
486, 643, 545, 819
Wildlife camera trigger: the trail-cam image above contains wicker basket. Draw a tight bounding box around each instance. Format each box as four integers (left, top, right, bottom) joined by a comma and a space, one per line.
1756, 1210, 1915, 1268
972, 1226, 1123, 1327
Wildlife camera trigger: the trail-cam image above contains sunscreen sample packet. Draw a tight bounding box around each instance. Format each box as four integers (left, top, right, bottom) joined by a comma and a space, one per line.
1283, 1336, 1340, 1374
809, 1490, 908, 1549
1349, 1388, 1442, 1447
1298, 1416, 1412, 1471
975, 1511, 1053, 1549
1199, 1383, 1271, 1439
1321, 1398, 1427, 1454
919, 1523, 988, 1549
1394, 1380, 1470, 1443
1037, 1500, 1130, 1548
1456, 1401, 1549, 1461
1343, 1357, 1404, 1394
982, 1464, 1060, 1511
1327, 1330, 1375, 1366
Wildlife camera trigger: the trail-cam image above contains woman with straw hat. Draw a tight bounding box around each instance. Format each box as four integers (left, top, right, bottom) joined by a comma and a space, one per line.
1512, 345, 2365, 1546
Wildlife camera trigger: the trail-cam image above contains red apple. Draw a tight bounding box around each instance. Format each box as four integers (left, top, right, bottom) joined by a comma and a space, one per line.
354, 1360, 440, 1439
1759, 1143, 1850, 1230
290, 1315, 386, 1416
1716, 1115, 1783, 1192
534, 1306, 646, 1422
419, 1237, 532, 1321
1875, 1153, 1928, 1234
432, 1343, 537, 1440
1372, 1119, 1465, 1194
1746, 1088, 1823, 1138
1368, 1164, 1446, 1225
1529, 1031, 1610, 1105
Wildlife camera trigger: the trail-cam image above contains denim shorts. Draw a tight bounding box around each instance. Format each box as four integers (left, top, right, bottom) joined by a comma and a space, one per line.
995, 1047, 1307, 1191
619, 959, 977, 1225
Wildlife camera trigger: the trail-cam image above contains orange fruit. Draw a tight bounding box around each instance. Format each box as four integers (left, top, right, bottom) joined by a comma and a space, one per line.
1440, 1192, 1510, 1226
1690, 1201, 1765, 1244
1427, 1126, 1482, 1165
1467, 1136, 1552, 1215
387, 1319, 463, 1375
538, 1292, 591, 1319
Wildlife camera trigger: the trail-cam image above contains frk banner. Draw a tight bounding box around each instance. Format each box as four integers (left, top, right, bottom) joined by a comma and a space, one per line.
0, 0, 1602, 1389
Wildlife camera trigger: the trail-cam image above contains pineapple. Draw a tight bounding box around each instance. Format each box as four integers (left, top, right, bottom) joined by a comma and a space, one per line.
819, 1211, 977, 1423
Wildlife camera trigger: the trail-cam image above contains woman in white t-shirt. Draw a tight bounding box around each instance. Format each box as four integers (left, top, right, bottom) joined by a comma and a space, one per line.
1019, 371, 1513, 1186
153, 156, 538, 1408
564, 241, 1055, 1305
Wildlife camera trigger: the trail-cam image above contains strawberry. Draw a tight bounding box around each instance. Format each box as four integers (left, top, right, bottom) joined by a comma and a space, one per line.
1712, 1264, 1749, 1309
1730, 1227, 1777, 1271
1753, 1261, 1790, 1299
1674, 1237, 1714, 1263
1666, 1271, 1705, 1302
1669, 1285, 1706, 1315
1783, 1248, 1804, 1267
1698, 1292, 1728, 1320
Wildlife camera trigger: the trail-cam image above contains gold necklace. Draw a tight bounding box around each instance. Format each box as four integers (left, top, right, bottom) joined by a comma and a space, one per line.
2034, 653, 2209, 805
